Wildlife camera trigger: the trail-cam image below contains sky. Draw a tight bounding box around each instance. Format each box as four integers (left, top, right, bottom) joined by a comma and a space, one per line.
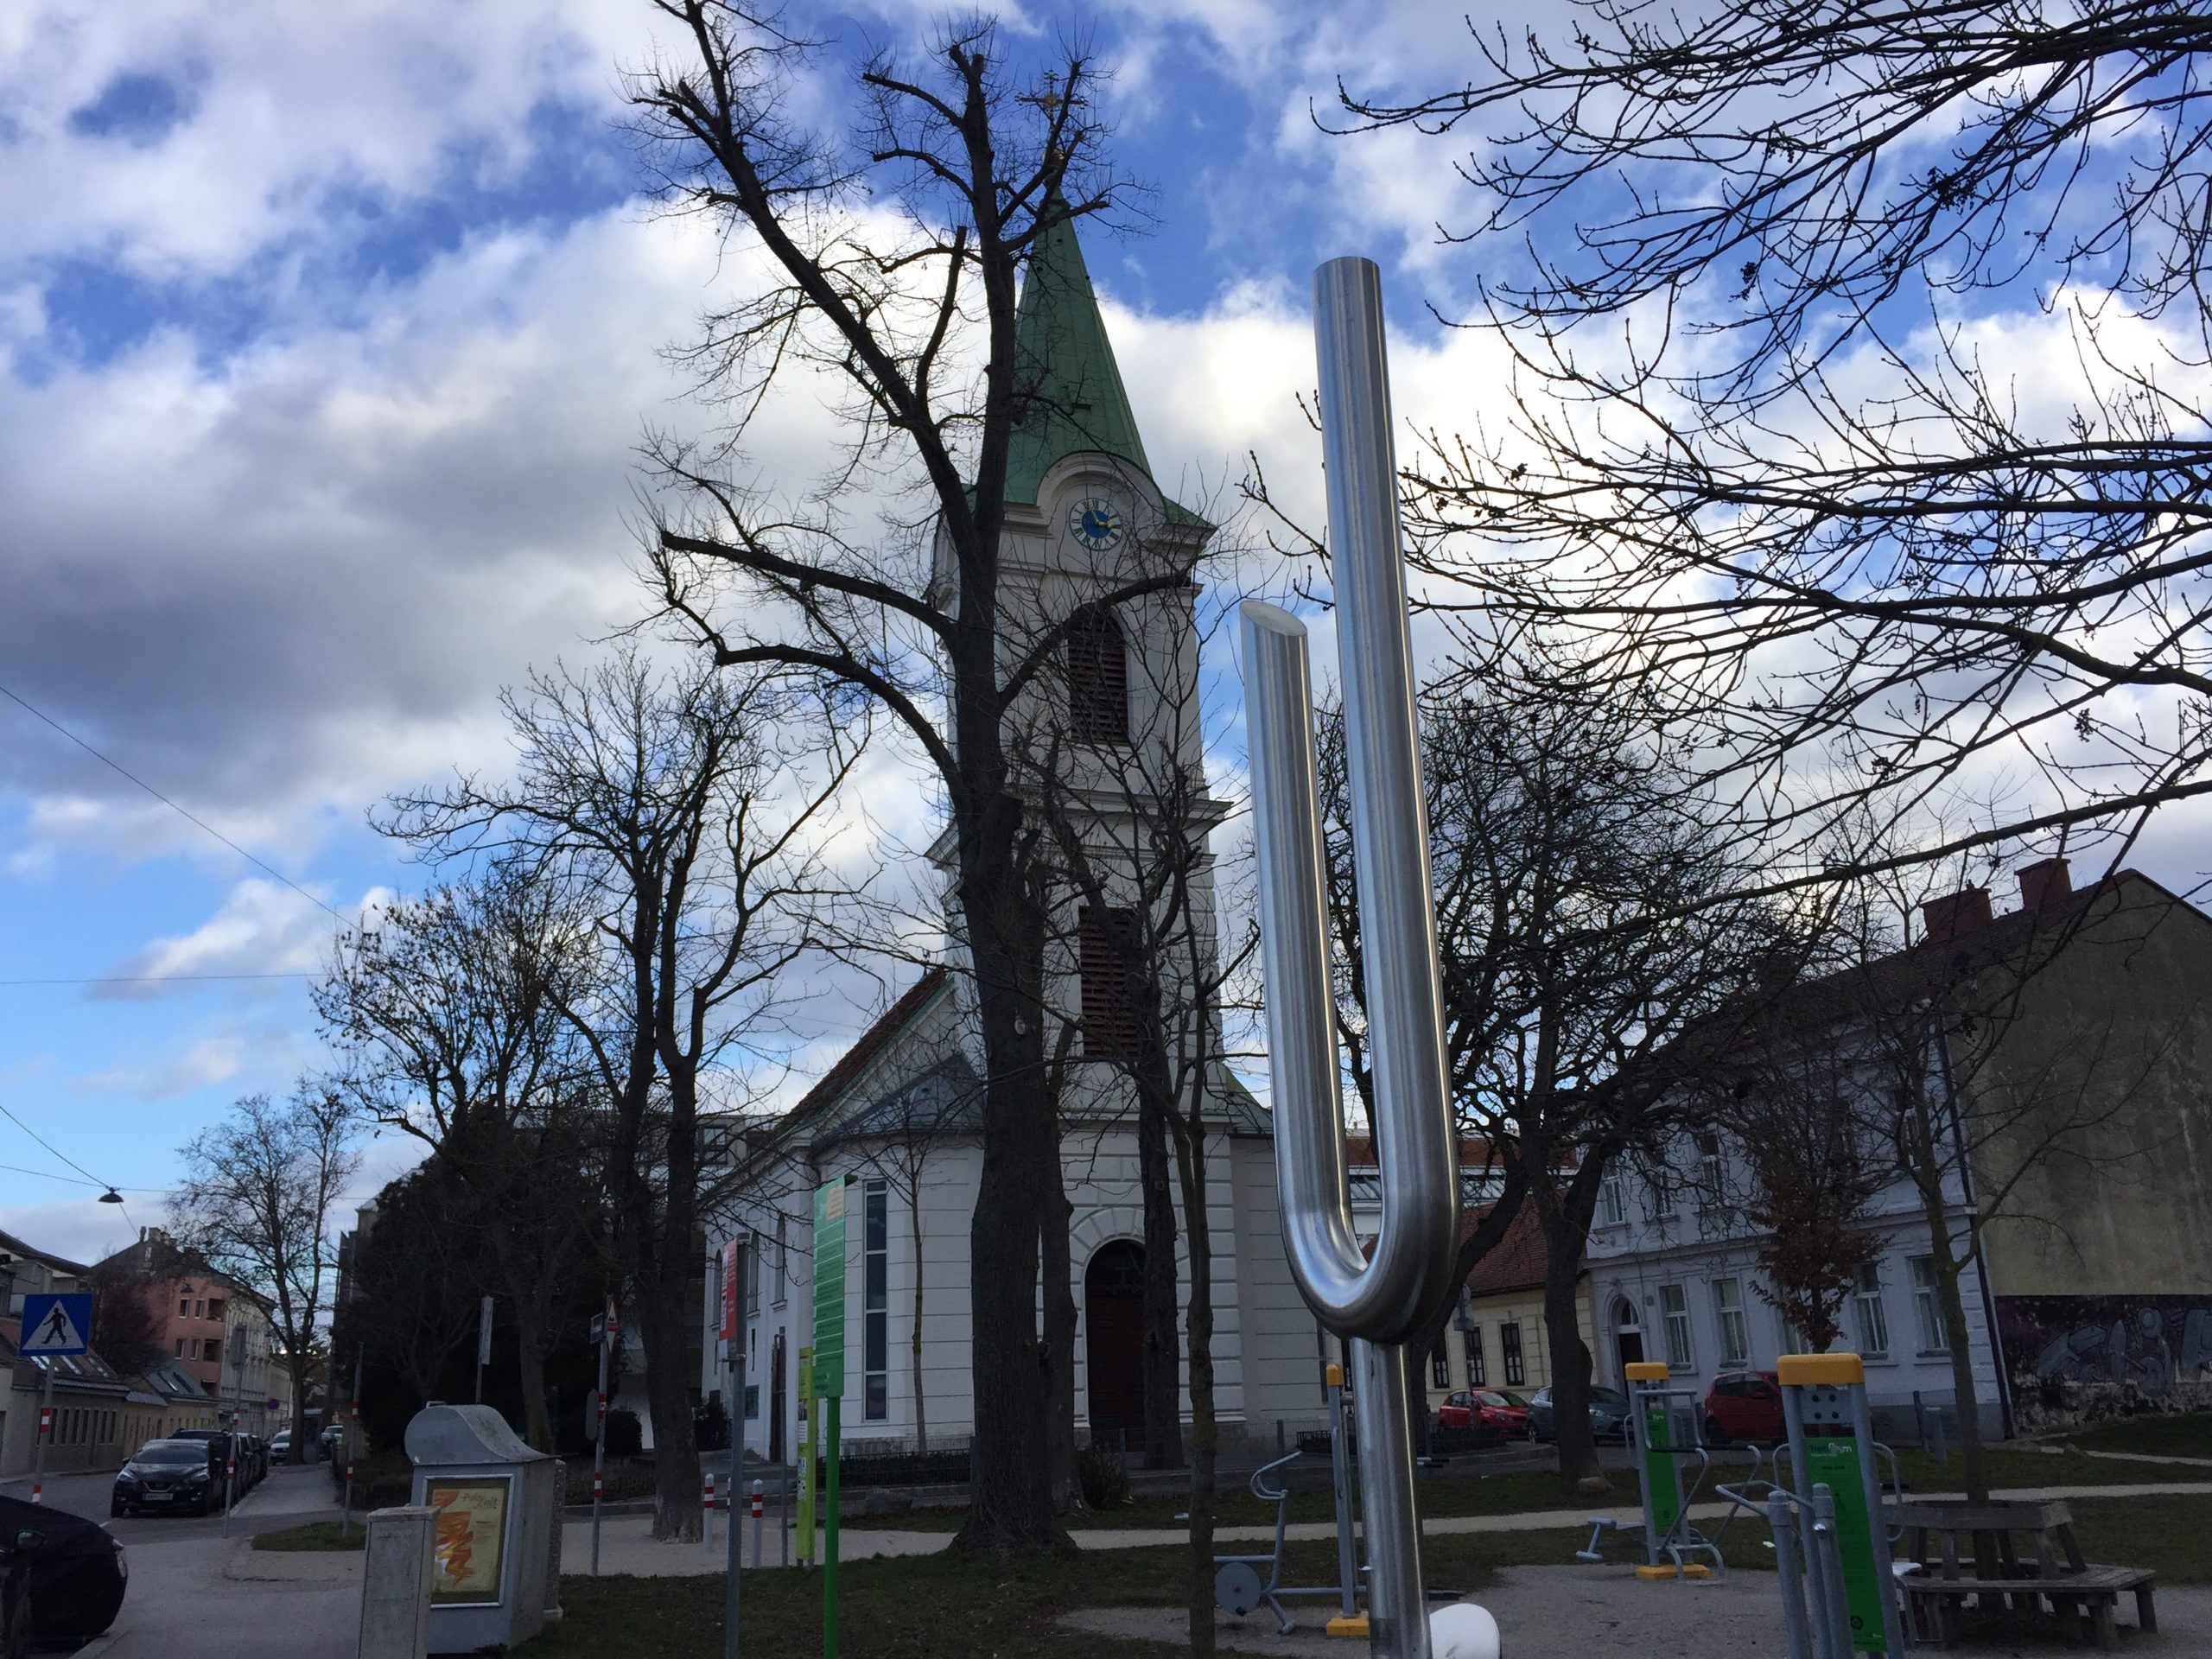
0, 0, 1536, 1263
3, 1, 2204, 1267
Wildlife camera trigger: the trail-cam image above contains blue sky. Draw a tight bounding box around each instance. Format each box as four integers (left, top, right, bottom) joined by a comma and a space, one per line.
5, 1, 2204, 1267
0, 0, 1512, 1262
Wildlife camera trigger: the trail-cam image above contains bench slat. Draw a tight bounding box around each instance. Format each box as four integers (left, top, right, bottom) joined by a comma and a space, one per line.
1905, 1567, 2153, 1595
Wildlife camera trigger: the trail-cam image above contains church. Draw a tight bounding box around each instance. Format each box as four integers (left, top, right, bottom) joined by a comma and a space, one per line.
699, 201, 1331, 1470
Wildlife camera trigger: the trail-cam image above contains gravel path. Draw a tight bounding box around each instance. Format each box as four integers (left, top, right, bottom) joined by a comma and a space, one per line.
1062, 1564, 2209, 1656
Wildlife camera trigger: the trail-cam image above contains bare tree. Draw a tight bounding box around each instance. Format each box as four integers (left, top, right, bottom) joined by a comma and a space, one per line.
1330, 3, 2212, 899
169, 1089, 359, 1463
86, 1255, 174, 1380
1031, 579, 1253, 1650
317, 866, 607, 1452
385, 651, 851, 1541
1320, 664, 1803, 1490
1808, 864, 2175, 1498
629, 3, 1186, 1551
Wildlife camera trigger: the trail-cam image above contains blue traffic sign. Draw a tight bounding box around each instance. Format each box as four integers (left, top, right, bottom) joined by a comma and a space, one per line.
20, 1293, 92, 1357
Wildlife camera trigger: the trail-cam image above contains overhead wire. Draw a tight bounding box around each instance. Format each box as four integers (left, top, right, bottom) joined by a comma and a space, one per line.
0, 679, 353, 927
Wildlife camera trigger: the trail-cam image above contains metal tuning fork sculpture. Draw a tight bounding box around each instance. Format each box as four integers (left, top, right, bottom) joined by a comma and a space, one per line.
1243, 257, 1462, 1659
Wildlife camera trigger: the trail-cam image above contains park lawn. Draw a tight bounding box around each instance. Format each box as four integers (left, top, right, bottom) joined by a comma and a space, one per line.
252, 1521, 367, 1552
2038, 1494, 2212, 1586
1891, 1443, 2209, 1492
2051, 1414, 2212, 1462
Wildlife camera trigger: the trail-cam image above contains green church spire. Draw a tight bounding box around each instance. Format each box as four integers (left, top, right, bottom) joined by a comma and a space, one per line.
1001, 197, 1153, 505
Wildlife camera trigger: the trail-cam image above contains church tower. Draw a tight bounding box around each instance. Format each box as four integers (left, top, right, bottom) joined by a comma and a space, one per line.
931, 198, 1229, 1090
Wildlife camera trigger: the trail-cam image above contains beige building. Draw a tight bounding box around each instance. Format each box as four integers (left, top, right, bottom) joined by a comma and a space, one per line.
1421, 1205, 1594, 1408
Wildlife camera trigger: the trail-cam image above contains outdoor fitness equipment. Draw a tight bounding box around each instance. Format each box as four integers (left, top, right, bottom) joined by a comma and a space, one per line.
1243, 254, 1469, 1659
1215, 1363, 1366, 1636
1575, 1361, 1725, 1580
1714, 1351, 1909, 1659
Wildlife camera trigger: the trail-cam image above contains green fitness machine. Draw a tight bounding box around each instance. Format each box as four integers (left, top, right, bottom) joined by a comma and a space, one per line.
1714, 1352, 1907, 1659
1577, 1360, 1725, 1580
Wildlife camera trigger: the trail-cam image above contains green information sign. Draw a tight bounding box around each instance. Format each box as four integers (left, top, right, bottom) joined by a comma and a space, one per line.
1806, 1436, 1887, 1654
1641, 1403, 1681, 1538
813, 1175, 851, 1397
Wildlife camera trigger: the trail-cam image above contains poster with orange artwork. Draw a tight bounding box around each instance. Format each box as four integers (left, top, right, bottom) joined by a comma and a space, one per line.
426, 1477, 510, 1605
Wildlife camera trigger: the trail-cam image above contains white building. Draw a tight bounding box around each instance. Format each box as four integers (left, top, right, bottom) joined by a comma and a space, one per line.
701, 200, 1331, 1467
1584, 1129, 2006, 1440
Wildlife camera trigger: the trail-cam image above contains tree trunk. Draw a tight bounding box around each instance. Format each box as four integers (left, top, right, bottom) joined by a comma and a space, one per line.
512, 1294, 554, 1453
952, 858, 1071, 1554
634, 1277, 704, 1541
1042, 1152, 1084, 1515
1532, 1164, 1605, 1493
1172, 1120, 1217, 1656
1939, 1260, 1988, 1500
1137, 1077, 1185, 1470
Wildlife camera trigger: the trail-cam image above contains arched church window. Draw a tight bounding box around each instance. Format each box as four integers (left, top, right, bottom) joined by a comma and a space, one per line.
1078, 905, 1141, 1056
1066, 608, 1130, 745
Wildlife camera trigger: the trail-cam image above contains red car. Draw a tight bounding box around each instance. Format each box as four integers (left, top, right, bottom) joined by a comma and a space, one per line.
1701, 1370, 1786, 1445
1437, 1389, 1530, 1435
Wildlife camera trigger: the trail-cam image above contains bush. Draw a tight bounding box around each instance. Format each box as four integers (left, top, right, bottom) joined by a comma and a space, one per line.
604, 1408, 644, 1459
1077, 1442, 1128, 1511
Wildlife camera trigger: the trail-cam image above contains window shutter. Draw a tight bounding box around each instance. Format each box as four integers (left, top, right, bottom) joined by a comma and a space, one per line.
1067, 610, 1130, 744
1079, 905, 1141, 1056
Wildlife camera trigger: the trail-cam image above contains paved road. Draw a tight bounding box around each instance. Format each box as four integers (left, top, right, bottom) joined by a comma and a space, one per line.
0, 1462, 360, 1659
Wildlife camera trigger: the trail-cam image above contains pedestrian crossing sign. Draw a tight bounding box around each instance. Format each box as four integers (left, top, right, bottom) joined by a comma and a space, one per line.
21, 1293, 92, 1357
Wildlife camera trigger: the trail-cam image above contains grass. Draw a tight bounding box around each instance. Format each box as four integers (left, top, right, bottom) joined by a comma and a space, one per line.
251, 1521, 368, 1552
2048, 1413, 2212, 1462
533, 1488, 2212, 1657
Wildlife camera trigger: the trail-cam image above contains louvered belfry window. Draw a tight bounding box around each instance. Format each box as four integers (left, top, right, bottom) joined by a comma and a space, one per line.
1067, 608, 1130, 744
1079, 905, 1141, 1056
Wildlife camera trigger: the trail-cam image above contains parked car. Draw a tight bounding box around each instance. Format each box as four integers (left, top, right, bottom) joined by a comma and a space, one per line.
269, 1429, 292, 1463
1524, 1384, 1632, 1444
0, 1492, 125, 1647
1702, 1370, 1787, 1445
319, 1422, 345, 1461
112, 1440, 219, 1517
1436, 1389, 1532, 1436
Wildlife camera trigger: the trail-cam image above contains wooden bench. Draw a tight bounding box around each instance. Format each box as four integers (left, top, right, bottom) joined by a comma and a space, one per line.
1902, 1563, 2157, 1649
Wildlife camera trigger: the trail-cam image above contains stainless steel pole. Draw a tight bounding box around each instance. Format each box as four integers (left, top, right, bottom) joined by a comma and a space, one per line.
1327, 1366, 1357, 1620
1241, 254, 1461, 1659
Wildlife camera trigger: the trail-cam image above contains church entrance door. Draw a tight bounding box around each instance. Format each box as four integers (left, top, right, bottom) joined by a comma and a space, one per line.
1084, 1240, 1147, 1454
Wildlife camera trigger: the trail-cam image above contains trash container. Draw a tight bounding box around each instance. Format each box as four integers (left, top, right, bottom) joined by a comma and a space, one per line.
404, 1404, 558, 1655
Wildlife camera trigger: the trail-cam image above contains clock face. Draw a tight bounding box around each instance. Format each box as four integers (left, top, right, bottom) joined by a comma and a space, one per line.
1067, 496, 1126, 552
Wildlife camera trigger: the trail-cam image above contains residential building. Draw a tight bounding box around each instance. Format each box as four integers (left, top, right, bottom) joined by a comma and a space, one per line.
97, 1230, 294, 1435
1585, 861, 2212, 1437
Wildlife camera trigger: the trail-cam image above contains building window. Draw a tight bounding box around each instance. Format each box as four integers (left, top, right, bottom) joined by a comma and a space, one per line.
1500, 1322, 1526, 1387
1649, 1173, 1676, 1221
1078, 905, 1142, 1057
178, 1298, 190, 1318
863, 1180, 889, 1421
1598, 1172, 1627, 1227
175, 1339, 184, 1357
1854, 1262, 1891, 1359
1463, 1325, 1485, 1387
1066, 608, 1130, 745
1713, 1278, 1749, 1367
1910, 1256, 1948, 1353
1695, 1133, 1723, 1204
1661, 1284, 1694, 1370
1430, 1334, 1451, 1389
772, 1214, 787, 1308
746, 1234, 762, 1319
207, 1297, 226, 1321
206, 1338, 222, 1364
194, 1299, 206, 1319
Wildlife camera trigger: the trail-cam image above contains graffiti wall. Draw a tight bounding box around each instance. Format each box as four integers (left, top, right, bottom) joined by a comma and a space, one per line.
1998, 1295, 2212, 1433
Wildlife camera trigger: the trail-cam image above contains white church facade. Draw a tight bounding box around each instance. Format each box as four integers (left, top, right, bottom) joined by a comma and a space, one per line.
701, 200, 1331, 1467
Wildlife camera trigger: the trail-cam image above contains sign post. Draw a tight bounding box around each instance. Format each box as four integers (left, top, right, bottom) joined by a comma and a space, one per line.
474, 1296, 493, 1406
20, 1292, 90, 1508
796, 1348, 815, 1567
813, 1176, 851, 1659
588, 1297, 616, 1576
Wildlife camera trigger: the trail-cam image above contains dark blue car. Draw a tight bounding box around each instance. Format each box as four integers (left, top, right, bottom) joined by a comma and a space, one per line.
1523, 1384, 1631, 1443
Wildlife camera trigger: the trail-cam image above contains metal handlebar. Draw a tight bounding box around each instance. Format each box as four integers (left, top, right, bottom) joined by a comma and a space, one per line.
1243, 255, 1464, 1659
